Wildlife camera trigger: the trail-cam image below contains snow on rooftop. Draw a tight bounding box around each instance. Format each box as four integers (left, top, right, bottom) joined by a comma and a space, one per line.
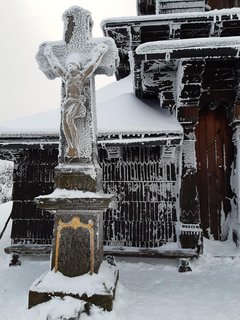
0, 76, 182, 137
136, 36, 240, 55
0, 109, 60, 136
96, 76, 182, 135
101, 7, 240, 27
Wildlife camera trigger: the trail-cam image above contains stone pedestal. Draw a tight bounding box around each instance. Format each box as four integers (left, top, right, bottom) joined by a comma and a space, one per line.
54, 164, 103, 192
35, 191, 114, 277
30, 191, 117, 310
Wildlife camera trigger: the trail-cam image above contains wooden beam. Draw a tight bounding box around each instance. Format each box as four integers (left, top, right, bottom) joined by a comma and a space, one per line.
104, 246, 199, 259
5, 244, 199, 259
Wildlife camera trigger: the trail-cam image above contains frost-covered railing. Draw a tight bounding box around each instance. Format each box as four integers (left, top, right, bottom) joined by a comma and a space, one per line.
0, 160, 13, 203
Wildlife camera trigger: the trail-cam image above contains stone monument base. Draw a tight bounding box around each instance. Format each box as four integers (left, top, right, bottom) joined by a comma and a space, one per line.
28, 261, 119, 312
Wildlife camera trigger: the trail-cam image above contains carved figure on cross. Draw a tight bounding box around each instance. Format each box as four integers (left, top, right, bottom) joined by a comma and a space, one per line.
44, 44, 108, 158
36, 6, 118, 162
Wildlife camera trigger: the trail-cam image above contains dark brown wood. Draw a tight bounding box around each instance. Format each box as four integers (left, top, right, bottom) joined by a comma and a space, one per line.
99, 145, 179, 248
137, 0, 156, 15
4, 244, 198, 259
0, 141, 58, 246
233, 104, 240, 121
179, 130, 200, 224
4, 244, 52, 255
178, 106, 199, 123
196, 106, 234, 240
196, 107, 208, 237
208, 0, 240, 9
104, 247, 198, 259
1, 141, 181, 251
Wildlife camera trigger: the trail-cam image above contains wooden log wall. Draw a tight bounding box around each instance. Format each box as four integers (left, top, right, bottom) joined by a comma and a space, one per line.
0, 141, 180, 249
0, 140, 58, 245
208, 0, 240, 9
99, 145, 180, 247
10, 146, 58, 245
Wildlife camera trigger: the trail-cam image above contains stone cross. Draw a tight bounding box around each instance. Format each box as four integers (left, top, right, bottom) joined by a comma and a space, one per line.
36, 6, 118, 192
31, 7, 118, 311
33, 6, 118, 278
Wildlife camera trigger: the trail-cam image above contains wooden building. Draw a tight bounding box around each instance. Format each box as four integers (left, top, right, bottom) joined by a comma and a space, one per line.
2, 0, 240, 256
101, 0, 240, 250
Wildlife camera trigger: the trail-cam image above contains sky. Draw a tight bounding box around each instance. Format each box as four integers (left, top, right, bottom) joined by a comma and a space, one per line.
0, 0, 136, 122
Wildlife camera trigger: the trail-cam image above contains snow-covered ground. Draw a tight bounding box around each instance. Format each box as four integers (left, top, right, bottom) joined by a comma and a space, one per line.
1, 201, 240, 320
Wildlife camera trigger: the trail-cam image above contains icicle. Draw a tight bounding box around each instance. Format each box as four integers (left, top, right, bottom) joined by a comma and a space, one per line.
165, 52, 171, 62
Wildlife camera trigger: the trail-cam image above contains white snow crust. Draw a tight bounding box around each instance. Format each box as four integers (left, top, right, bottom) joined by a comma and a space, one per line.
24, 296, 86, 320
136, 36, 240, 55
36, 188, 112, 199
31, 261, 116, 297
0, 76, 182, 137
0, 202, 240, 320
0, 109, 60, 135
101, 7, 240, 27
96, 76, 182, 136
1, 202, 240, 319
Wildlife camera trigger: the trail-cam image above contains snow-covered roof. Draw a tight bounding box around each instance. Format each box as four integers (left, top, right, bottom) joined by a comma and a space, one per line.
101, 8, 240, 27
136, 36, 240, 55
0, 76, 182, 138
96, 76, 182, 136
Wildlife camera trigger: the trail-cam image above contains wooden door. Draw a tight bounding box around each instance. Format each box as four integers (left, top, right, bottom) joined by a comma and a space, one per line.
196, 106, 233, 240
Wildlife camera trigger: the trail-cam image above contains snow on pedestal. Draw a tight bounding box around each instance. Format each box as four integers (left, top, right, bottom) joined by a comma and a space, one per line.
29, 261, 118, 311
29, 6, 119, 312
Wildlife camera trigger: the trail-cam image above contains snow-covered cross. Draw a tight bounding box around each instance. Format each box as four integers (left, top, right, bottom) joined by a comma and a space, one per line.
36, 6, 118, 164
33, 7, 117, 298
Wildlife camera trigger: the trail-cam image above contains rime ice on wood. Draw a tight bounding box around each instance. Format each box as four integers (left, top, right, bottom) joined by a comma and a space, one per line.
0, 160, 13, 204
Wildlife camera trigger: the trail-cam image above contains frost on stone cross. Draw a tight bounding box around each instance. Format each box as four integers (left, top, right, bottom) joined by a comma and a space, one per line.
36, 6, 119, 162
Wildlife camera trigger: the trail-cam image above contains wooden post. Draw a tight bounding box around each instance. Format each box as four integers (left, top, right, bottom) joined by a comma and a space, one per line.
177, 106, 203, 253
230, 104, 240, 245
